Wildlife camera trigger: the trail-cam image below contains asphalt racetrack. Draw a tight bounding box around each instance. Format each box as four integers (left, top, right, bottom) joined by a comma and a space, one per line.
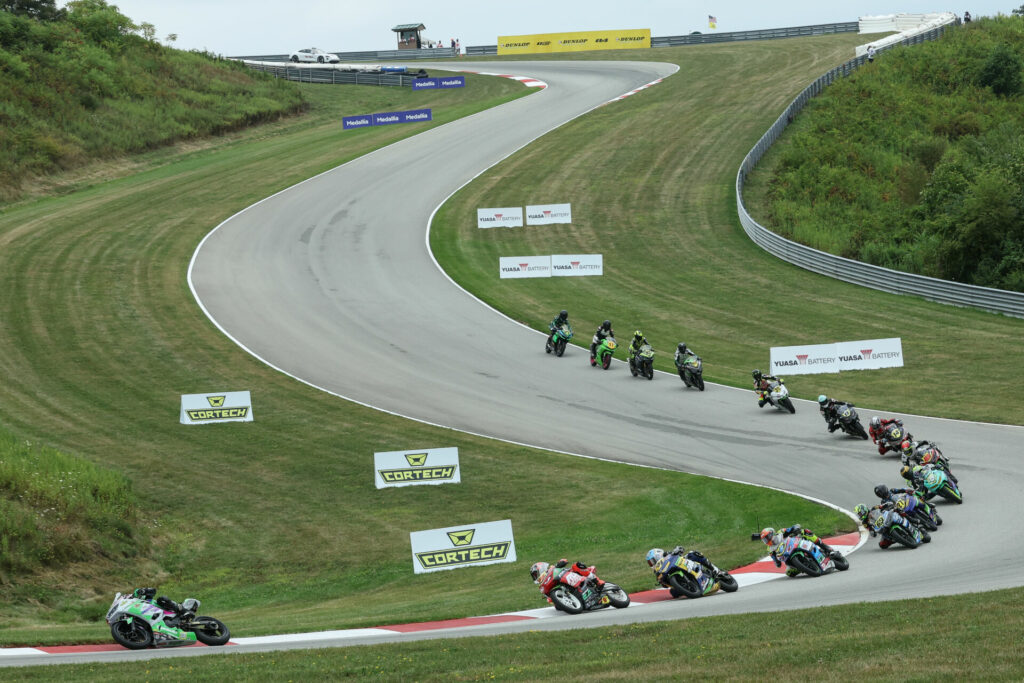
27, 60, 1017, 665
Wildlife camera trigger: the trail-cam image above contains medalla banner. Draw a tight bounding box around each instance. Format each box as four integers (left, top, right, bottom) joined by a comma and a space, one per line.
499, 255, 551, 278
498, 28, 651, 55
410, 519, 516, 573
374, 447, 461, 489
342, 109, 432, 130
477, 207, 524, 228
526, 203, 572, 225
180, 391, 253, 424
412, 76, 466, 90
551, 254, 602, 276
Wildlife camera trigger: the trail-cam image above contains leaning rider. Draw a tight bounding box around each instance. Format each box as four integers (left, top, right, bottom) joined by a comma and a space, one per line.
868, 416, 907, 455
530, 559, 604, 589
674, 342, 697, 366
590, 320, 615, 365
627, 330, 649, 366
132, 587, 184, 622
817, 395, 850, 432
645, 546, 718, 583
546, 309, 570, 351
853, 504, 897, 549
752, 369, 780, 407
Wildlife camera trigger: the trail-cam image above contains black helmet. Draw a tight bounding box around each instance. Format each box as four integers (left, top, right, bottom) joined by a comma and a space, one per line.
678, 342, 687, 353
602, 320, 611, 331
873, 484, 890, 500
559, 309, 568, 319
633, 329, 643, 341
752, 369, 762, 380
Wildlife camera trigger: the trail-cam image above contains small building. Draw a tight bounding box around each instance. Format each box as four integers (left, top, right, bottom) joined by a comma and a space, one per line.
393, 23, 425, 50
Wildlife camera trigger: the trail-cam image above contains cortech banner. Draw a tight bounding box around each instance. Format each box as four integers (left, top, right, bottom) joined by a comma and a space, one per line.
770, 337, 904, 375
180, 391, 253, 424
499, 255, 551, 278
410, 519, 517, 573
374, 447, 461, 489
526, 203, 572, 225
477, 207, 524, 228
497, 28, 651, 55
551, 254, 602, 277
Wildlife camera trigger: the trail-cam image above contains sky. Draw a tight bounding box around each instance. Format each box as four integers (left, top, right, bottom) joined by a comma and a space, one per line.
60, 1, 1019, 56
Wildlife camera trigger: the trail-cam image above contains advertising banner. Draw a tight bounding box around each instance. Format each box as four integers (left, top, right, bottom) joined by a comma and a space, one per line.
373, 111, 402, 126
477, 207, 524, 228
343, 109, 432, 130
374, 447, 461, 489
498, 28, 651, 55
526, 203, 572, 225
551, 254, 603, 277
400, 108, 432, 123
499, 255, 551, 278
836, 338, 904, 371
180, 391, 253, 425
410, 519, 516, 573
770, 344, 840, 375
411, 78, 438, 90
342, 115, 373, 130
412, 76, 466, 90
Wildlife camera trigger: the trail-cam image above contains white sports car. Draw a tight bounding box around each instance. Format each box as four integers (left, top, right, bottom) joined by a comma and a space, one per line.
289, 48, 340, 64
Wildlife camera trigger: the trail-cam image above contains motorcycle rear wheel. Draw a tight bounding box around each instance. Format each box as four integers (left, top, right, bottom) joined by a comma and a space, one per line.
192, 616, 230, 646
548, 586, 584, 614
915, 511, 938, 532
667, 572, 703, 599
111, 619, 152, 650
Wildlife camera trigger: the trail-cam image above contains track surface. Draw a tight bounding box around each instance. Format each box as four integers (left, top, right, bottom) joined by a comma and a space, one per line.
10, 60, 1020, 666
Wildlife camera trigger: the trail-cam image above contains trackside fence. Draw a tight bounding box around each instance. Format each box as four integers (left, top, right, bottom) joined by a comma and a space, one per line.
242, 62, 413, 86
735, 24, 1024, 318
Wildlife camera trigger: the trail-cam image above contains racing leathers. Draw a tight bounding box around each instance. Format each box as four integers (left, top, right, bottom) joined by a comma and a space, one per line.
754, 374, 780, 407
870, 417, 908, 456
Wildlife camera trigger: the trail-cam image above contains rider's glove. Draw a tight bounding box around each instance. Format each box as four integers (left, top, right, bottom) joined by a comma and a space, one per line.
555, 559, 568, 568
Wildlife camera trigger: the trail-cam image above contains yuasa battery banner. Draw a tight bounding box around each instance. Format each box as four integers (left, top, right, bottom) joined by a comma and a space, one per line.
499, 255, 551, 278
551, 254, 602, 276
770, 343, 840, 375
477, 207, 524, 228
770, 337, 904, 375
374, 447, 461, 489
410, 519, 516, 573
180, 391, 253, 424
498, 29, 650, 55
835, 338, 904, 371
526, 203, 572, 225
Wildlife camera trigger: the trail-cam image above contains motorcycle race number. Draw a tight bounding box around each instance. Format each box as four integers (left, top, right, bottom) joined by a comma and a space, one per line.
841, 408, 851, 417
890, 428, 902, 439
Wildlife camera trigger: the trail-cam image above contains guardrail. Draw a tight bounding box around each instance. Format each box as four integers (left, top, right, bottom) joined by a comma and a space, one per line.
243, 62, 413, 86
736, 25, 1024, 318
233, 48, 458, 62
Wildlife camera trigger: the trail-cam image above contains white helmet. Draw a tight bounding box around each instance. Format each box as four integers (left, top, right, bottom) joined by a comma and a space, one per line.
529, 562, 549, 583
645, 548, 665, 567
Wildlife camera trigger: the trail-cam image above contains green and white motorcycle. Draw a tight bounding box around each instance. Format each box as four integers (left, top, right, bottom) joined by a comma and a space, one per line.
105, 590, 230, 649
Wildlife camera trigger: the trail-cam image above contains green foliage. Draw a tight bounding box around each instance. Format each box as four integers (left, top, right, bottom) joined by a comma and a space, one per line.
754, 16, 1024, 291
0, 427, 141, 576
0, 4, 304, 201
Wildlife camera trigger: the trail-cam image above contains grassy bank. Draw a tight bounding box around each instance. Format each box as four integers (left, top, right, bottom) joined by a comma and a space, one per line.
0, 68, 851, 644
9, 586, 1024, 680
429, 34, 1024, 425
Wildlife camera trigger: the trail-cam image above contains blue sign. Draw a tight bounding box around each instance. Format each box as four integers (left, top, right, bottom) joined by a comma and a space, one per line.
412, 78, 438, 90
342, 115, 373, 130
411, 75, 465, 90
401, 108, 432, 123
373, 111, 402, 126
343, 109, 432, 130
439, 76, 465, 89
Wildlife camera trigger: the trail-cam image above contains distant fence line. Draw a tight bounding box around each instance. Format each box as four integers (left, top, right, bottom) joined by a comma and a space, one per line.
232, 47, 458, 62
242, 62, 413, 87
736, 24, 1024, 318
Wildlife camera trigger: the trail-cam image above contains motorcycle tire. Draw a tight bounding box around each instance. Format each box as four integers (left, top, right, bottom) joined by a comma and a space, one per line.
915, 511, 938, 532
192, 616, 230, 646
601, 354, 611, 370
555, 339, 566, 357
644, 363, 653, 380
679, 369, 691, 386
605, 587, 630, 609
667, 572, 703, 599
781, 398, 796, 414
629, 361, 638, 377
920, 529, 932, 543
696, 375, 705, 391
934, 512, 943, 526
853, 421, 869, 440
787, 553, 822, 577
548, 586, 584, 614
890, 526, 919, 549
831, 554, 850, 571
111, 619, 152, 650
939, 484, 963, 504
716, 573, 739, 592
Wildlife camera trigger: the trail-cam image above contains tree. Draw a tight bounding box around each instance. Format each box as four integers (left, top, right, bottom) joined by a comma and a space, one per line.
64, 0, 136, 44
1, 0, 64, 20
138, 21, 155, 41
977, 43, 1024, 96
165, 33, 177, 45
1013, 5, 1024, 17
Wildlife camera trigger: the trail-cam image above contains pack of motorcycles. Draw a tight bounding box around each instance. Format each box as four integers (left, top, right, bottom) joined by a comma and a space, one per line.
103, 332, 964, 648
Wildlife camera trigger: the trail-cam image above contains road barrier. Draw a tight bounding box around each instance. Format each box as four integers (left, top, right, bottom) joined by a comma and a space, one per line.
242, 61, 413, 86
233, 47, 458, 62
736, 23, 1024, 319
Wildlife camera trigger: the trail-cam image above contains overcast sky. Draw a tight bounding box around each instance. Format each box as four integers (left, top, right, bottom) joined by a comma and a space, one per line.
63, 2, 1018, 55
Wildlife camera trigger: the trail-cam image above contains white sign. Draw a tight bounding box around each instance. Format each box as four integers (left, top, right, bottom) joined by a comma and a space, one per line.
836, 338, 904, 371
526, 203, 572, 225
499, 255, 551, 278
410, 519, 516, 574
770, 337, 904, 375
180, 391, 253, 424
374, 447, 461, 489
477, 207, 523, 228
551, 253, 602, 277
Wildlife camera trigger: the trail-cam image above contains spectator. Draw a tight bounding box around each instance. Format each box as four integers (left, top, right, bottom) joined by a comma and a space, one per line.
964, 11, 971, 23
456, 39, 460, 55
451, 38, 455, 49
867, 44, 876, 63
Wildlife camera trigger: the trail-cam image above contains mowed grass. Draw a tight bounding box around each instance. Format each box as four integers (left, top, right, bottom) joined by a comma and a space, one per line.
430, 35, 1024, 425
9, 587, 1024, 681
0, 74, 851, 645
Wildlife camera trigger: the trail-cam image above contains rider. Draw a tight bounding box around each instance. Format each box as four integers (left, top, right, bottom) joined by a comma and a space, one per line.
902, 439, 957, 483
752, 369, 780, 407
817, 395, 849, 433
645, 545, 719, 580
590, 320, 615, 365
627, 330, 649, 368
132, 587, 184, 622
674, 342, 697, 366
530, 558, 605, 589
545, 309, 569, 351
853, 503, 896, 549
869, 416, 907, 455
760, 525, 837, 576
872, 483, 918, 505
899, 464, 935, 497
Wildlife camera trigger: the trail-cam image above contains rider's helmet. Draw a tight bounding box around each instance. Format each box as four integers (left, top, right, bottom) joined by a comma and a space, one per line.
645, 548, 665, 567
752, 369, 762, 381
633, 330, 643, 342
181, 598, 200, 614
854, 503, 869, 520
559, 309, 568, 320
870, 416, 881, 430
873, 484, 890, 500
817, 394, 828, 406
677, 342, 687, 354
529, 561, 550, 584
602, 320, 612, 331
759, 527, 777, 546
899, 465, 913, 481
901, 440, 915, 458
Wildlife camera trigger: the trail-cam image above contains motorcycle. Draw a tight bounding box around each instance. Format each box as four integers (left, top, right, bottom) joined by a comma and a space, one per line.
675, 355, 705, 391
891, 491, 942, 531
592, 337, 617, 370
537, 565, 630, 614
629, 343, 655, 380
916, 466, 963, 504
652, 553, 738, 598
833, 403, 868, 439
105, 592, 230, 650
868, 507, 930, 548
760, 379, 795, 414
545, 322, 573, 357
879, 422, 912, 455
904, 441, 957, 483
777, 536, 849, 577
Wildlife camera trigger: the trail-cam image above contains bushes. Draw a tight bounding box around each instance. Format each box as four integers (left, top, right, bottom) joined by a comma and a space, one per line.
758, 16, 1024, 292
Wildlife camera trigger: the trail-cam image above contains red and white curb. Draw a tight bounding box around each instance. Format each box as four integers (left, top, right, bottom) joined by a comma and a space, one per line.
605, 77, 665, 103
459, 70, 547, 89
0, 532, 863, 657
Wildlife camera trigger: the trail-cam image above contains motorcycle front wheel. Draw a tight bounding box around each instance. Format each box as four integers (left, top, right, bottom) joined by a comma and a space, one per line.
605, 587, 630, 608
939, 484, 963, 504
787, 554, 822, 577
111, 619, 152, 650
831, 554, 850, 571
602, 354, 612, 370
678, 369, 691, 386
696, 375, 705, 391
853, 421, 869, 439
192, 616, 230, 645
643, 362, 653, 380
555, 339, 567, 357
548, 586, 584, 614
717, 573, 738, 592
781, 398, 796, 414
890, 526, 920, 549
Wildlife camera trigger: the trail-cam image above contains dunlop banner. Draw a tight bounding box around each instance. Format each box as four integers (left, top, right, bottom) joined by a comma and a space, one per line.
180, 391, 253, 424
497, 28, 650, 55
410, 519, 516, 573
374, 447, 461, 489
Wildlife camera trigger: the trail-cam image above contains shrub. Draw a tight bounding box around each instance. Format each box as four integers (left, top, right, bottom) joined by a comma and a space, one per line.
977, 42, 1024, 96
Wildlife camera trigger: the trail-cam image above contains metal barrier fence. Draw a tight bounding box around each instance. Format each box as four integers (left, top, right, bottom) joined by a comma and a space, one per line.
243, 62, 413, 87
233, 48, 458, 62
736, 26, 1024, 318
